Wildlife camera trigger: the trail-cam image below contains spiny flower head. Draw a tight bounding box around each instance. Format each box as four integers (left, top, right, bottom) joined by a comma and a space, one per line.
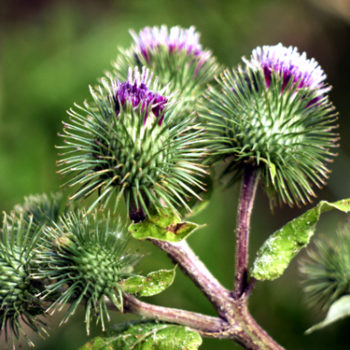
58, 66, 207, 219
111, 26, 220, 118
35, 210, 140, 334
300, 226, 350, 311
200, 44, 338, 207
0, 213, 46, 347
114, 68, 168, 124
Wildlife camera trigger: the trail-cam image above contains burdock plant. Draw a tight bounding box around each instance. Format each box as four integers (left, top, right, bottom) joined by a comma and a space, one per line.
1, 26, 349, 350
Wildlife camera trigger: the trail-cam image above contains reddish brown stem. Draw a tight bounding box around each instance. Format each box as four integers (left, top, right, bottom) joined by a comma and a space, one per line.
109, 293, 284, 349
150, 239, 231, 318
121, 294, 230, 338
233, 166, 259, 299
120, 166, 285, 349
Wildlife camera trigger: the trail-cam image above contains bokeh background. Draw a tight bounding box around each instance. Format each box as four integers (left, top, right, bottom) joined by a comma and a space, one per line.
1, 0, 350, 349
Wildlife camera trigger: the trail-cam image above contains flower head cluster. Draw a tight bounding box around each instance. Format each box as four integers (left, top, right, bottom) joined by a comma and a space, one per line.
114, 68, 168, 124
200, 43, 338, 206
58, 66, 207, 219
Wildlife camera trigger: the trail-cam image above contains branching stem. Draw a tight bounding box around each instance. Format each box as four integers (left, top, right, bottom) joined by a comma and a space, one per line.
150, 239, 231, 317
110, 293, 284, 349
120, 294, 230, 338
121, 167, 285, 349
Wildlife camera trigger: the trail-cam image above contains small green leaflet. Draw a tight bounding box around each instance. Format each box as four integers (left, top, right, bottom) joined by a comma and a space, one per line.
251, 199, 350, 281
306, 295, 350, 334
129, 210, 202, 242
120, 268, 176, 297
79, 322, 202, 350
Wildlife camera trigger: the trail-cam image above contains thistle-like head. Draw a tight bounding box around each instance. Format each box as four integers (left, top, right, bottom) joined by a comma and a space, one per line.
200, 43, 338, 206
0, 213, 46, 347
300, 226, 350, 311
35, 210, 140, 334
58, 66, 207, 220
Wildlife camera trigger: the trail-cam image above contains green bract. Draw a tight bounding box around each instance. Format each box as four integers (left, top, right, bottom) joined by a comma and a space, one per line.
200, 64, 338, 206
58, 67, 208, 218
35, 210, 140, 334
0, 213, 45, 347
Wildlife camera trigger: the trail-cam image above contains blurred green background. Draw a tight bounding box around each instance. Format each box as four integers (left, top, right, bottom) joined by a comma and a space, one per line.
1, 0, 350, 349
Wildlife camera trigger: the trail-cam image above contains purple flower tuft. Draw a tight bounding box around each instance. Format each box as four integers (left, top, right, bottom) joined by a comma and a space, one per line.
246, 43, 330, 95
114, 67, 168, 124
130, 25, 210, 64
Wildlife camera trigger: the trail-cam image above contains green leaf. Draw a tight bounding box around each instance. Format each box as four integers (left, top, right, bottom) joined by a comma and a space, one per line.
79, 322, 202, 350
251, 199, 350, 281
79, 337, 109, 350
129, 210, 202, 242
120, 268, 176, 297
306, 295, 350, 334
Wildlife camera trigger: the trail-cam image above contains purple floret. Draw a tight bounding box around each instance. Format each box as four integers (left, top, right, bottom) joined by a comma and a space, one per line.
246, 44, 330, 97
130, 25, 211, 75
114, 68, 168, 124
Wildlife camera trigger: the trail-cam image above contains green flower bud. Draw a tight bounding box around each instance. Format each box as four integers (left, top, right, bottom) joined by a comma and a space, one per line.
200, 44, 338, 207
58, 67, 208, 220
0, 213, 45, 347
300, 226, 350, 311
36, 210, 140, 334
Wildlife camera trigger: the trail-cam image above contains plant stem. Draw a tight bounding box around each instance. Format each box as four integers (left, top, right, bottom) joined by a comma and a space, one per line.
233, 166, 259, 299
150, 239, 231, 317
124, 166, 285, 349
110, 294, 284, 349
119, 294, 230, 338
128, 195, 146, 222
228, 301, 285, 350
148, 222, 285, 348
